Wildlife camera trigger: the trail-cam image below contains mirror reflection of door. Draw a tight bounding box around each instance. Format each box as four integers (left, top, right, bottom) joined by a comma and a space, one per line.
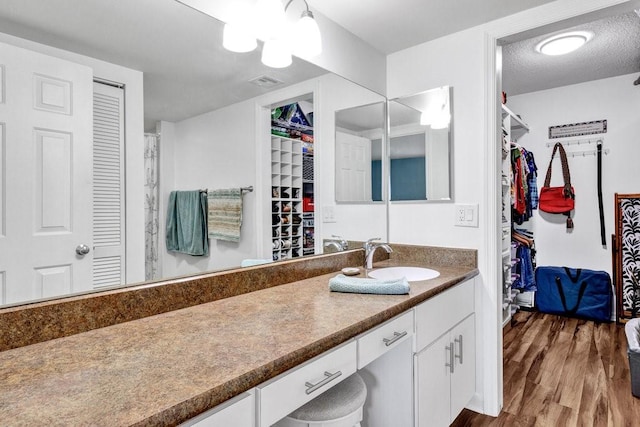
334, 101, 385, 203
0, 41, 94, 305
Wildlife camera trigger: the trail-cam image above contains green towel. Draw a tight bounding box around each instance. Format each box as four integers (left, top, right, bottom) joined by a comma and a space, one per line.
329, 274, 410, 295
166, 190, 209, 256
208, 188, 243, 242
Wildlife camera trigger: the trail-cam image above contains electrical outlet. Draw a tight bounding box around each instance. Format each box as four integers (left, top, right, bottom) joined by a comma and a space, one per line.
454, 204, 479, 227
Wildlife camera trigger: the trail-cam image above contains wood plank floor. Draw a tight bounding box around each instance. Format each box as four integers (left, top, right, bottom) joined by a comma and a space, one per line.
451, 311, 640, 426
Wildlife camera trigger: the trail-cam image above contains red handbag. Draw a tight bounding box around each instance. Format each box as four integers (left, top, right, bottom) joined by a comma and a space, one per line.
539, 142, 575, 228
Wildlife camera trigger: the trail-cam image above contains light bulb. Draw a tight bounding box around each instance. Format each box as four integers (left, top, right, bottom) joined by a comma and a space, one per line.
262, 38, 292, 68
292, 11, 322, 57
223, 23, 257, 53
254, 0, 286, 41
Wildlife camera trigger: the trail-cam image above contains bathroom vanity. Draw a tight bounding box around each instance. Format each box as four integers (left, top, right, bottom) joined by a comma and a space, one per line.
0, 245, 478, 426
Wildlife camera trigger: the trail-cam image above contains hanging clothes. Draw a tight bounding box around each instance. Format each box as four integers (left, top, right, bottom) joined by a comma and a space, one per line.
511, 143, 538, 224
511, 228, 537, 292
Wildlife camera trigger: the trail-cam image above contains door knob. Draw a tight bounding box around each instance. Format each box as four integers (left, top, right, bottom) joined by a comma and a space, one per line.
75, 244, 90, 256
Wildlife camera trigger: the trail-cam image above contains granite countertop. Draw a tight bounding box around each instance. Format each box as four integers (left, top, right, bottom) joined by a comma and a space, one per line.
0, 260, 478, 426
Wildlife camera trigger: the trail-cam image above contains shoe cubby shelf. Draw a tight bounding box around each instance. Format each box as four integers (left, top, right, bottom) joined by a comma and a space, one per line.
271, 136, 313, 261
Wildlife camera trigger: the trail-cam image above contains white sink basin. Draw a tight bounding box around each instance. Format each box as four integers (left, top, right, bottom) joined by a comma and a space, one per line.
368, 266, 440, 282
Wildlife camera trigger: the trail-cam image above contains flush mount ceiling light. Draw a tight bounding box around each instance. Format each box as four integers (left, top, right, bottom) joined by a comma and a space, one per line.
535, 31, 593, 56
222, 0, 322, 68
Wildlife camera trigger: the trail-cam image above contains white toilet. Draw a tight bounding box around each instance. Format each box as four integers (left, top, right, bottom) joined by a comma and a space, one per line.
274, 373, 367, 427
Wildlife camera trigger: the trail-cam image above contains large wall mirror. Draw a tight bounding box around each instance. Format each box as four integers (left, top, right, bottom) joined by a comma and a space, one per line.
0, 0, 388, 307
388, 86, 453, 202
334, 102, 386, 203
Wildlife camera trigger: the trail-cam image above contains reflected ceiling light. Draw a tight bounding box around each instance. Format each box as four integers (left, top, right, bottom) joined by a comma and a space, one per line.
261, 38, 292, 68
223, 23, 257, 53
430, 109, 451, 130
535, 31, 593, 56
221, 0, 322, 68
291, 6, 322, 57
420, 90, 450, 129
222, 3, 257, 53
254, 0, 286, 41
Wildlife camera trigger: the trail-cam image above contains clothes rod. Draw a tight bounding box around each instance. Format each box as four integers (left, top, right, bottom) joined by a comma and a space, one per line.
566, 148, 610, 158
546, 137, 604, 148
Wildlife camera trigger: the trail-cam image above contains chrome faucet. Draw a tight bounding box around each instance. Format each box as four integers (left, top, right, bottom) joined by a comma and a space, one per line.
324, 235, 349, 252
364, 238, 393, 270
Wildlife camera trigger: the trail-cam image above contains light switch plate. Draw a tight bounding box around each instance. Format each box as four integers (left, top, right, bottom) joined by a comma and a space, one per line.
322, 206, 336, 223
454, 204, 479, 227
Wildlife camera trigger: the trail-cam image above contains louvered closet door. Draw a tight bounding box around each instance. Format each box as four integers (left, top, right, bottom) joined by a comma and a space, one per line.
92, 82, 125, 288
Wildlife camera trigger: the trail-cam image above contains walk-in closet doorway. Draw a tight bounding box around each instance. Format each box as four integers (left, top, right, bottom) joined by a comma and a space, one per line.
485, 0, 640, 414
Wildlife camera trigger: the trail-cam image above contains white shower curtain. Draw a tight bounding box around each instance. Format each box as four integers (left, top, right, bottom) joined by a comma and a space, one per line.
144, 134, 160, 280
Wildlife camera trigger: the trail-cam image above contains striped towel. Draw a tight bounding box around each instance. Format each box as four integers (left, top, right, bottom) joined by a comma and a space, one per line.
207, 188, 243, 242
329, 274, 410, 295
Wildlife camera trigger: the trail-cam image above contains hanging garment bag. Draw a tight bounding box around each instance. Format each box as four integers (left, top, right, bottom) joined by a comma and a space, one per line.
535, 266, 612, 322
539, 142, 575, 228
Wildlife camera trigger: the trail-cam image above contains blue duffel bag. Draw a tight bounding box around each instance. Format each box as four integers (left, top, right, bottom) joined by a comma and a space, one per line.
535, 266, 612, 322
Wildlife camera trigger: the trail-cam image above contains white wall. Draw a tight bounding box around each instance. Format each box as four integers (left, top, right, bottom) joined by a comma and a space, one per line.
508, 73, 640, 273
161, 100, 258, 277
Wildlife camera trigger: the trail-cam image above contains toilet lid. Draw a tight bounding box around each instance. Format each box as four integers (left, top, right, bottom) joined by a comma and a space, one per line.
287, 372, 367, 422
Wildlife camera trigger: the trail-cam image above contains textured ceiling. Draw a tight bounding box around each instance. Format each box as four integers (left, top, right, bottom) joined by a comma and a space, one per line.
308, 0, 556, 54
502, 11, 640, 96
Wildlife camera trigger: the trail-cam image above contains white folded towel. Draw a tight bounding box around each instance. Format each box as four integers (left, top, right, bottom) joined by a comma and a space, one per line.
329, 274, 410, 295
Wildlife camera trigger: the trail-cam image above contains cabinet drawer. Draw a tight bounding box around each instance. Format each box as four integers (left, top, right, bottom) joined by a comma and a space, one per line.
181, 390, 254, 427
415, 278, 474, 353
258, 340, 357, 427
357, 310, 414, 369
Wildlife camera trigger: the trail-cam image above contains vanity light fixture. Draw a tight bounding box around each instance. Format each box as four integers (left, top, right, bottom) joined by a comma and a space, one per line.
222, 0, 322, 68
535, 31, 593, 56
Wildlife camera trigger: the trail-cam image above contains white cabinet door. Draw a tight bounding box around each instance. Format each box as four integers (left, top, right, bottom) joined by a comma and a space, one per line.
415, 332, 451, 427
450, 314, 476, 422
181, 391, 254, 427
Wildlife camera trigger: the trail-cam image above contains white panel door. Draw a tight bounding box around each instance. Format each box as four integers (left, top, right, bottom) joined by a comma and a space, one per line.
0, 41, 93, 305
335, 131, 372, 201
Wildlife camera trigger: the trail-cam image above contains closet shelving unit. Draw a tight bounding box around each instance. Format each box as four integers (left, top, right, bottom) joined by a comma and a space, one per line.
302, 147, 315, 256
271, 136, 304, 261
501, 104, 530, 327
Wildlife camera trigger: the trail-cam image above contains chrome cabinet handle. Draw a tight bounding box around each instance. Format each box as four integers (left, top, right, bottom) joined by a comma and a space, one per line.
75, 244, 90, 256
454, 334, 463, 364
382, 330, 408, 347
445, 343, 454, 373
305, 371, 342, 395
